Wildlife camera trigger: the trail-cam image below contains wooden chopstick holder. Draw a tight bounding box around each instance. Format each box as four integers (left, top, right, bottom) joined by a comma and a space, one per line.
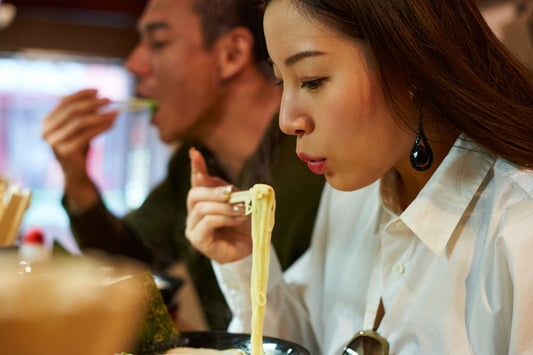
0, 180, 6, 222
0, 189, 32, 247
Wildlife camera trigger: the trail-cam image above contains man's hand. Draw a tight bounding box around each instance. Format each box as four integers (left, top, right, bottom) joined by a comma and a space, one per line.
42, 89, 117, 210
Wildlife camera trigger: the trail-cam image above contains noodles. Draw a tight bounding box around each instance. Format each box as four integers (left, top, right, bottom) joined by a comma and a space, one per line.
167, 185, 276, 355
244, 184, 276, 355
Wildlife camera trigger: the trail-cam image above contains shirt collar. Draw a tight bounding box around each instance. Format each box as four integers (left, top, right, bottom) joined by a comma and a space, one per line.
382, 136, 496, 256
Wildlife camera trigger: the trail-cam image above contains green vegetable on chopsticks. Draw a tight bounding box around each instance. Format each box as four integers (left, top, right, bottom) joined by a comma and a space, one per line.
117, 98, 159, 114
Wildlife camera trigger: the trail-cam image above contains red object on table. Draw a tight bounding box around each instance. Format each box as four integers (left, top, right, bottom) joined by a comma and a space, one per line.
23, 228, 44, 245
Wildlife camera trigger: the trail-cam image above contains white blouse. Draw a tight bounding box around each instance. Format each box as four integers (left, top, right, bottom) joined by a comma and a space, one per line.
213, 137, 533, 355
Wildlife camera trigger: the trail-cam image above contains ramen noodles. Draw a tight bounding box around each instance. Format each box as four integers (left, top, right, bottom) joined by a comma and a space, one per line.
167, 185, 275, 355
245, 184, 275, 355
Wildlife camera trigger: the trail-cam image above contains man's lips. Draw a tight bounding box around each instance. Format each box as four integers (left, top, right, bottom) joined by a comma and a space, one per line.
297, 152, 328, 174
134, 90, 159, 117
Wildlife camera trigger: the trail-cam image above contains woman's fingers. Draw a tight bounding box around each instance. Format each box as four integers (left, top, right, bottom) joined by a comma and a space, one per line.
189, 147, 236, 188
187, 185, 242, 227
187, 197, 246, 230
189, 146, 208, 187
186, 147, 253, 263
185, 195, 248, 262
186, 212, 250, 263
188, 212, 246, 247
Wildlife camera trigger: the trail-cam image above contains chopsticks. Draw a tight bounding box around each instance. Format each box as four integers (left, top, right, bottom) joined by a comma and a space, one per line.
228, 190, 250, 204
111, 97, 158, 113
50, 95, 158, 113
0, 181, 32, 247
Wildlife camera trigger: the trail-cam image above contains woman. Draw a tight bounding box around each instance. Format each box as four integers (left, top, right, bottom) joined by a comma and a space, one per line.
186, 0, 533, 353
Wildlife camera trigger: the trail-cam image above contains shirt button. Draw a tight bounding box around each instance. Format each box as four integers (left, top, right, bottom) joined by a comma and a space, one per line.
392, 263, 405, 275
396, 220, 406, 228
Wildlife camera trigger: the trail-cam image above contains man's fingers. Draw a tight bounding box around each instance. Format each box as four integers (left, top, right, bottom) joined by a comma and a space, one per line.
43, 91, 112, 138
61, 89, 98, 103
45, 111, 116, 152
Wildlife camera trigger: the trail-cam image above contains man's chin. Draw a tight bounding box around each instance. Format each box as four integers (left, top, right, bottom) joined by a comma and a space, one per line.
157, 130, 172, 144
156, 127, 178, 145
150, 112, 168, 141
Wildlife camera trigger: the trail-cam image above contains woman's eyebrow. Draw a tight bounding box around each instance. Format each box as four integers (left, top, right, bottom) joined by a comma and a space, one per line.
284, 50, 325, 66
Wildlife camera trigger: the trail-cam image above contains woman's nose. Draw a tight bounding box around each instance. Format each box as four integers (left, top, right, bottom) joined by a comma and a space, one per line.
125, 44, 151, 77
279, 95, 313, 136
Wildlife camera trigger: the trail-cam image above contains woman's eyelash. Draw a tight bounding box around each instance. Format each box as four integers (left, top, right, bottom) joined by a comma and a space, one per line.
300, 77, 328, 90
273, 77, 328, 89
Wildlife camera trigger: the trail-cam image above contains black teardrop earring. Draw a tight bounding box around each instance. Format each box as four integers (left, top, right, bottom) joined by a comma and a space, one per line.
409, 109, 433, 171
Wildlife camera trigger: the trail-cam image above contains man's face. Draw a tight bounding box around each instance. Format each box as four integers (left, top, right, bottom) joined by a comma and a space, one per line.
126, 0, 220, 143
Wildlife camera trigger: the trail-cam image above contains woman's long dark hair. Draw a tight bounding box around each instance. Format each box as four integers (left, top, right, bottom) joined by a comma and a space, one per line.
264, 0, 533, 168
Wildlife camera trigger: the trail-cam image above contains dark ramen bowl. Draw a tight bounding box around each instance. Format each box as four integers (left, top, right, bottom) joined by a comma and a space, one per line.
175, 331, 310, 355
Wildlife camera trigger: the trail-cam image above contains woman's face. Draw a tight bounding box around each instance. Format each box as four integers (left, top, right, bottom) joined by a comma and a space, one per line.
264, 0, 414, 191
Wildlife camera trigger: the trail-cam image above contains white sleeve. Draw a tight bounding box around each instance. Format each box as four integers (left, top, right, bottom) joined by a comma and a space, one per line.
212, 246, 320, 354
501, 200, 533, 354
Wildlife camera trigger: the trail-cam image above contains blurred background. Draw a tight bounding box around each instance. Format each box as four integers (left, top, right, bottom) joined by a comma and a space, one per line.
0, 0, 173, 253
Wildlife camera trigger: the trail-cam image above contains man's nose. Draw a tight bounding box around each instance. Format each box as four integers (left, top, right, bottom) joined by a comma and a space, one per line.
125, 44, 150, 77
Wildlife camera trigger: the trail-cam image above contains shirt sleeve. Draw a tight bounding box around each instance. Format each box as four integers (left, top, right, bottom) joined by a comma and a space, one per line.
63, 195, 151, 263
500, 199, 533, 354
62, 147, 189, 272
212, 246, 321, 354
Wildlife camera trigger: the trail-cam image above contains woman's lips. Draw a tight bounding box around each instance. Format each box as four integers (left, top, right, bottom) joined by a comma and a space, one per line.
297, 152, 328, 174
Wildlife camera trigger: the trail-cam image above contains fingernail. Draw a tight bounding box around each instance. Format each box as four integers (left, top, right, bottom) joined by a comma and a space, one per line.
220, 185, 232, 197
232, 203, 245, 214
189, 146, 197, 158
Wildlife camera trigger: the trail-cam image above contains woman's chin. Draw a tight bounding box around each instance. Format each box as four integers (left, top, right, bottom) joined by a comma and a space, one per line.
325, 173, 378, 192
324, 174, 353, 192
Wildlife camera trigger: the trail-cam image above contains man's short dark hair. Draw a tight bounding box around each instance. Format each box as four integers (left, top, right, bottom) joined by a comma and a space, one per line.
192, 0, 270, 73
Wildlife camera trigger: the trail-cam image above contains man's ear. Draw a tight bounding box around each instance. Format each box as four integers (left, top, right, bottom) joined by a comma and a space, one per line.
216, 27, 254, 80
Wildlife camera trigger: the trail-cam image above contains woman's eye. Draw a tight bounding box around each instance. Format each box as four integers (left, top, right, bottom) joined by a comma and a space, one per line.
300, 77, 328, 90
274, 80, 284, 87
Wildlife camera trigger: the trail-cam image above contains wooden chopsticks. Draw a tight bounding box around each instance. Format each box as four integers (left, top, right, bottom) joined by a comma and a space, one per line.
0, 180, 32, 247
228, 190, 250, 204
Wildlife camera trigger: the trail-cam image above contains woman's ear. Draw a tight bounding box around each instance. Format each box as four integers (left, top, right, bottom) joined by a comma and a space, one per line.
216, 27, 254, 80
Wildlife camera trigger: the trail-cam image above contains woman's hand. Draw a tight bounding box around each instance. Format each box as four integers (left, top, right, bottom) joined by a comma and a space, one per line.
185, 147, 253, 264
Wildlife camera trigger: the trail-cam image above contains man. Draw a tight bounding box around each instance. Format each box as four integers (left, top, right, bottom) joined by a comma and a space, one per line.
42, 0, 324, 330
478, 0, 533, 72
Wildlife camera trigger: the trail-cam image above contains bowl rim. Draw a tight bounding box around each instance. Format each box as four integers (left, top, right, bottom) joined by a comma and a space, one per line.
177, 330, 310, 354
